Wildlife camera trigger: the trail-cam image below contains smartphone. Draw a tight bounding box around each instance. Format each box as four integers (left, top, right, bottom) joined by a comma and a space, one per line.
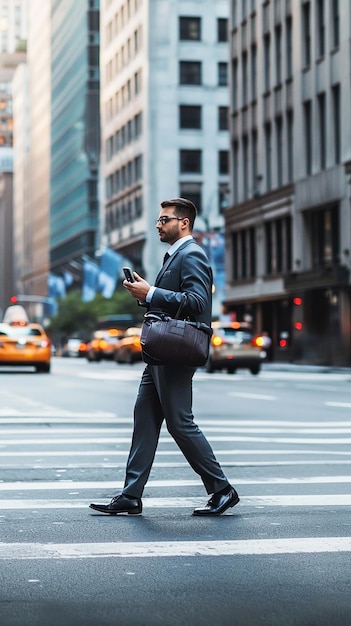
123, 267, 135, 282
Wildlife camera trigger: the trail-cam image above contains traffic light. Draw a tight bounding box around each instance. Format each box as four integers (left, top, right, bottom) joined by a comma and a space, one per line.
10, 296, 18, 304
293, 297, 302, 306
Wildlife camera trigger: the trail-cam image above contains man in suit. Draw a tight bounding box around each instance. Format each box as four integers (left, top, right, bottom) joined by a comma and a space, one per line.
90, 198, 239, 516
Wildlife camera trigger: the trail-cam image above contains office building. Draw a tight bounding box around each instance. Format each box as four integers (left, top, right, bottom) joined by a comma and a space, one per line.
12, 0, 50, 309
100, 0, 230, 312
50, 0, 100, 278
226, 0, 351, 365
0, 0, 26, 315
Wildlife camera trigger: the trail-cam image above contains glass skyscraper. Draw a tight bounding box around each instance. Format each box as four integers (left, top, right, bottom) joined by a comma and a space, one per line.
50, 0, 100, 273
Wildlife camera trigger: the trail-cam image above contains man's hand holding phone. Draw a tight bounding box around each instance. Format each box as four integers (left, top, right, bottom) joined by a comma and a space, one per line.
122, 267, 151, 303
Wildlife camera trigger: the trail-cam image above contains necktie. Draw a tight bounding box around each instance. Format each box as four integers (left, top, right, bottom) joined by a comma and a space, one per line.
163, 252, 170, 265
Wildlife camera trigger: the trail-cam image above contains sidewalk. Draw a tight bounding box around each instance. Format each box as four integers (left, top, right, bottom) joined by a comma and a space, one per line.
262, 362, 351, 375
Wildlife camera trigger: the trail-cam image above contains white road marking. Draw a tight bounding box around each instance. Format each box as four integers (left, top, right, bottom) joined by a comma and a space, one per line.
1, 476, 351, 491
0, 448, 351, 457
326, 402, 351, 409
2, 435, 351, 444
3, 426, 351, 435
0, 495, 351, 510
78, 370, 351, 382
0, 536, 351, 560
0, 417, 350, 427
228, 392, 276, 400
0, 410, 116, 418
2, 461, 351, 470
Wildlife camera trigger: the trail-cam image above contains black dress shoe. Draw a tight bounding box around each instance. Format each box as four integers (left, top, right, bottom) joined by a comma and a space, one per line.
192, 487, 240, 516
89, 494, 142, 515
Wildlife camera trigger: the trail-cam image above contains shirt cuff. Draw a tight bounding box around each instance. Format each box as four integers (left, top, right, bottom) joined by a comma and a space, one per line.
146, 286, 156, 303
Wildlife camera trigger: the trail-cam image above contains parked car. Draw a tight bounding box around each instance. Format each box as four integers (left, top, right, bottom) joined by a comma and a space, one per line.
61, 337, 87, 358
113, 327, 142, 364
205, 322, 266, 375
0, 321, 51, 372
86, 328, 123, 362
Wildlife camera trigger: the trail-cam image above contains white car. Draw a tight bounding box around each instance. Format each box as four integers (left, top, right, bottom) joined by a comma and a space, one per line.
206, 322, 266, 375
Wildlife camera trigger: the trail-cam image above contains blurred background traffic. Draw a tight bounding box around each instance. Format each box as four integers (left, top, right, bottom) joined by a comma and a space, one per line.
0, 0, 350, 367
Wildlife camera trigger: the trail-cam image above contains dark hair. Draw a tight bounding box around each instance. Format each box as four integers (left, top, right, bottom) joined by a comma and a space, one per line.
160, 197, 197, 230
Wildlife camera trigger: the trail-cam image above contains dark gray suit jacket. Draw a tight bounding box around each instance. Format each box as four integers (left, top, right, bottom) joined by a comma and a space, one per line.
149, 238, 213, 326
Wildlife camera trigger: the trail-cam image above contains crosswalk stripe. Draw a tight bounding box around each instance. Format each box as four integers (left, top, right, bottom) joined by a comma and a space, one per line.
326, 402, 351, 408
0, 448, 351, 457
1, 536, 351, 560
1, 417, 350, 427
2, 436, 351, 445
4, 426, 351, 435
1, 476, 351, 491
0, 495, 351, 509
0, 410, 116, 417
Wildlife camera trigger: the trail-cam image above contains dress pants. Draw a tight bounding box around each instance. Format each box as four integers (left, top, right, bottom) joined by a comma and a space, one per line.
122, 364, 230, 498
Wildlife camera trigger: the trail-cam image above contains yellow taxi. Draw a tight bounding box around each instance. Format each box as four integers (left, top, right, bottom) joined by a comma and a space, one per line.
0, 306, 51, 373
113, 327, 142, 364
86, 328, 124, 362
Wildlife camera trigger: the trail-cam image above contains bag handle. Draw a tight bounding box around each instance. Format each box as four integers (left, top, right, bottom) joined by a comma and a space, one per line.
175, 293, 188, 319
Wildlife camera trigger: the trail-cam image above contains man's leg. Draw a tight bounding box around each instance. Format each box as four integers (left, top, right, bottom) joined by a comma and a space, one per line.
151, 365, 230, 495
123, 366, 164, 498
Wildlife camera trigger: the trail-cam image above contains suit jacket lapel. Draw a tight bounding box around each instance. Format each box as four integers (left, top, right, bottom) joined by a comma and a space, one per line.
155, 239, 193, 285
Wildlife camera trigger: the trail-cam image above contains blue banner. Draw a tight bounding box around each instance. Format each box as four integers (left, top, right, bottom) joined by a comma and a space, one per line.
82, 259, 99, 302
98, 248, 123, 299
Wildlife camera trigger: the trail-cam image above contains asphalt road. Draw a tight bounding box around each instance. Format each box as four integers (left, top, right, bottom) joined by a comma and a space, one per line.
0, 358, 351, 626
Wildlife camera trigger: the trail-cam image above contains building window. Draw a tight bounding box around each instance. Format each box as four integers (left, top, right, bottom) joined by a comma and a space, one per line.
180, 150, 202, 173
135, 194, 143, 217
243, 136, 249, 199
232, 227, 256, 280
134, 111, 142, 138
233, 140, 239, 204
332, 83, 341, 164
218, 106, 229, 131
134, 154, 143, 180
219, 151, 229, 175
286, 15, 293, 78
264, 123, 272, 190
242, 51, 248, 106
265, 216, 292, 275
307, 206, 339, 268
276, 116, 283, 186
302, 1, 311, 67
304, 100, 312, 175
318, 92, 326, 170
251, 129, 258, 191
317, 0, 325, 58
179, 16, 201, 41
218, 62, 228, 86
134, 70, 141, 95
232, 58, 238, 110
287, 110, 294, 181
217, 18, 228, 42
263, 34, 271, 92
179, 61, 202, 85
180, 183, 202, 213
251, 44, 257, 100
219, 185, 229, 213
331, 0, 339, 48
275, 24, 282, 84
179, 105, 202, 129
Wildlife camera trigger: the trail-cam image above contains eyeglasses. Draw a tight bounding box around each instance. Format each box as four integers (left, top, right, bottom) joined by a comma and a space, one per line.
155, 216, 187, 226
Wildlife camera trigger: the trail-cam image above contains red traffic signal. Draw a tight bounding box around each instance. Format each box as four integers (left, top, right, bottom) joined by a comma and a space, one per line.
10, 296, 18, 304
293, 297, 302, 306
